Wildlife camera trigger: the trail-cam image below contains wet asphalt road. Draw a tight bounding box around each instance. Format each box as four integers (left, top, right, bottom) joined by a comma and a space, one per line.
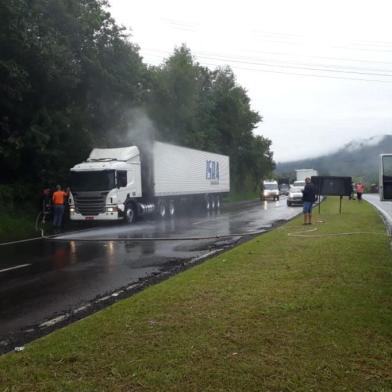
363, 193, 392, 231
0, 197, 301, 348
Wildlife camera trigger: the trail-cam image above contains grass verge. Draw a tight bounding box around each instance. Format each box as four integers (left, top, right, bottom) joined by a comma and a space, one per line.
0, 210, 37, 242
0, 197, 392, 391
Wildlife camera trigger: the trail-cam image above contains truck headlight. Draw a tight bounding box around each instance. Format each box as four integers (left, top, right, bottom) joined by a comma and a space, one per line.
70, 207, 75, 213
106, 207, 118, 212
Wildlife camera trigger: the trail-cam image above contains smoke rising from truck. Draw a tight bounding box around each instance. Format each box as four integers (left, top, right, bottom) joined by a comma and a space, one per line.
124, 108, 157, 150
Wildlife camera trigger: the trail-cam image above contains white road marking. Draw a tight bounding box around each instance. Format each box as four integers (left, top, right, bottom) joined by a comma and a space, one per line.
39, 314, 68, 328
0, 264, 31, 274
192, 220, 205, 225
95, 295, 111, 303
73, 304, 91, 314
0, 237, 43, 246
111, 291, 123, 297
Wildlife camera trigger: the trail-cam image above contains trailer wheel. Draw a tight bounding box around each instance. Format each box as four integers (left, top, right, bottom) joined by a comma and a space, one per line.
169, 200, 176, 217
158, 200, 167, 218
125, 204, 136, 224
216, 195, 221, 209
205, 196, 211, 210
210, 196, 216, 209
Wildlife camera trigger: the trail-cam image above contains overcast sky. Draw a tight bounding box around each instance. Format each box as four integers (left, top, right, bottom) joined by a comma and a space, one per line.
108, 0, 392, 162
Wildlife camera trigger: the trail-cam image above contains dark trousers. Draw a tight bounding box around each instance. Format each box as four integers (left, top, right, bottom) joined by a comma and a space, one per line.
53, 205, 65, 227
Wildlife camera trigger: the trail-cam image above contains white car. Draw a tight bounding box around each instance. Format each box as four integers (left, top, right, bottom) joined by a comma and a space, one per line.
287, 186, 303, 206
262, 181, 280, 201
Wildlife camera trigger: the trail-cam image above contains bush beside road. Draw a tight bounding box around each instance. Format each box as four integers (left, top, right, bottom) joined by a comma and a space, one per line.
0, 197, 391, 391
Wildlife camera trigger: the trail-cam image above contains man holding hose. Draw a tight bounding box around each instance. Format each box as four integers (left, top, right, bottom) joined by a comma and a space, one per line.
52, 185, 69, 229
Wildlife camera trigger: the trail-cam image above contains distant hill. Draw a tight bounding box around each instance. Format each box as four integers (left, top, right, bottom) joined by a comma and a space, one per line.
276, 135, 392, 184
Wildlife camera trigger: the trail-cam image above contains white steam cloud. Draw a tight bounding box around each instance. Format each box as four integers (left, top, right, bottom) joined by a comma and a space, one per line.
124, 108, 158, 148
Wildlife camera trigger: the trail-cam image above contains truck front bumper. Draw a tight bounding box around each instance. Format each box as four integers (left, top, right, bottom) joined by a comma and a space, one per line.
70, 211, 122, 221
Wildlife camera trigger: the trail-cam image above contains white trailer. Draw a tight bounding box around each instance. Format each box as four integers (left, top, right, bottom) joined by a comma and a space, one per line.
296, 169, 318, 182
68, 141, 230, 223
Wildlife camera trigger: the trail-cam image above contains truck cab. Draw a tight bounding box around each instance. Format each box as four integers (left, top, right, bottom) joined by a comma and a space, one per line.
69, 146, 142, 222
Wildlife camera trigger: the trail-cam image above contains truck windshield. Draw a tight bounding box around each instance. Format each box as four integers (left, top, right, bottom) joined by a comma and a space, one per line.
70, 170, 115, 192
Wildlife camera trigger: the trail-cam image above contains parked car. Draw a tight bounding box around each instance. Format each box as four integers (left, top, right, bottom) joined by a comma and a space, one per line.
287, 186, 303, 206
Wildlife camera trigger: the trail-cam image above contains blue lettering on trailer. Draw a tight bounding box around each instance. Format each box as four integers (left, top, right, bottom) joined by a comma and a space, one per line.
206, 160, 220, 182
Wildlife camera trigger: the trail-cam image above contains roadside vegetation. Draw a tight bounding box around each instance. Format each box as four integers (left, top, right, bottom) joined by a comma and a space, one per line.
224, 190, 260, 202
1, 0, 274, 208
0, 211, 36, 242
0, 185, 38, 242
1, 0, 275, 237
0, 197, 391, 391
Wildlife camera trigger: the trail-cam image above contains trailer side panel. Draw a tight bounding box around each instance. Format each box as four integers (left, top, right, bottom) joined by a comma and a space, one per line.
153, 142, 230, 196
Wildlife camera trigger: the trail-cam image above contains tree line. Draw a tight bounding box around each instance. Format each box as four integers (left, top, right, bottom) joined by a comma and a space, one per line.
0, 0, 275, 207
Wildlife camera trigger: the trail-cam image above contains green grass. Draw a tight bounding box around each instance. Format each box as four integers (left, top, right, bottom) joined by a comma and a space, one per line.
1, 198, 392, 391
0, 210, 38, 242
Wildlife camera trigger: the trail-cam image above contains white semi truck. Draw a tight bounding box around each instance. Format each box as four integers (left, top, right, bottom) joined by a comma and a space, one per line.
68, 141, 230, 223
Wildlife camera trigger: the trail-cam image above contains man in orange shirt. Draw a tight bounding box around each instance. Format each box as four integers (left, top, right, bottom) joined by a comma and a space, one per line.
52, 185, 68, 228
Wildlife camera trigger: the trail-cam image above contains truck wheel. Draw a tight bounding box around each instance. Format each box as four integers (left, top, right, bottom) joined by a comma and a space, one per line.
125, 204, 136, 224
287, 201, 291, 207
158, 201, 167, 218
277, 196, 280, 201
169, 200, 175, 217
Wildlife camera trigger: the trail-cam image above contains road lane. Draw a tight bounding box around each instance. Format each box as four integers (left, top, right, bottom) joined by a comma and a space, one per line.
0, 198, 301, 349
363, 193, 392, 232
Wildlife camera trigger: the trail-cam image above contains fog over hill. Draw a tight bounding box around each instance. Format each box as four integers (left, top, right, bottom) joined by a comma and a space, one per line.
276, 135, 392, 183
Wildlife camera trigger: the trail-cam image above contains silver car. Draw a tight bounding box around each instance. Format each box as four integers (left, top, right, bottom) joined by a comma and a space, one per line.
287, 186, 303, 206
